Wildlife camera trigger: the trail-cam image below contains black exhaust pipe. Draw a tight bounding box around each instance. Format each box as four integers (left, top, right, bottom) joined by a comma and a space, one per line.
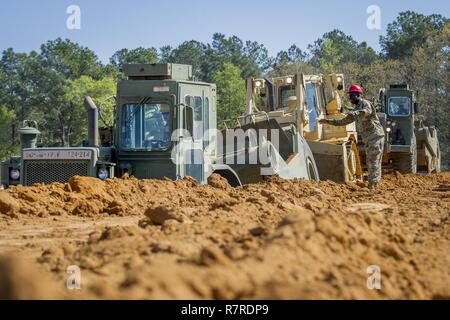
84, 96, 99, 147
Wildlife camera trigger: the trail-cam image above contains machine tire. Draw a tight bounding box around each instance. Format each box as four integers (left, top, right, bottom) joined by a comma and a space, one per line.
435, 145, 441, 173
392, 140, 417, 174
307, 157, 318, 180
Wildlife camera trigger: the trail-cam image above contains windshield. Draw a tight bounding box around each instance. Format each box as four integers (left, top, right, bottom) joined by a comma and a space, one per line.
279, 86, 296, 108
388, 97, 411, 116
305, 82, 319, 132
121, 103, 171, 151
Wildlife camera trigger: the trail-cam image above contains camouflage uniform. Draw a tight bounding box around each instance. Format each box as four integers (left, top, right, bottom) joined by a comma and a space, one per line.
326, 99, 385, 186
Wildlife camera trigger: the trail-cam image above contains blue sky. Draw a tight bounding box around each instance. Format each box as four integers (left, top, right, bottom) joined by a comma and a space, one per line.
0, 0, 448, 63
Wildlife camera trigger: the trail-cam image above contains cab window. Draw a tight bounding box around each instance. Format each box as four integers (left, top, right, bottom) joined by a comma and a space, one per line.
193, 97, 203, 140
204, 97, 210, 148
388, 97, 411, 116
185, 95, 203, 140
279, 85, 296, 109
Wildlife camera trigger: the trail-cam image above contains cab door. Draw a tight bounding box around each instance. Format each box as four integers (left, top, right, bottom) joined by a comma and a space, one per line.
178, 83, 209, 183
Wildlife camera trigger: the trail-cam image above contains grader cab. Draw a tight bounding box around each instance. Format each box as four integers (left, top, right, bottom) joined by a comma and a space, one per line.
1, 64, 243, 187
375, 84, 441, 173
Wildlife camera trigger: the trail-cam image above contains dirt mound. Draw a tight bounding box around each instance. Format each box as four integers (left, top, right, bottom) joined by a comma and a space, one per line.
1, 176, 212, 218
0, 172, 449, 299
0, 192, 20, 217
207, 173, 230, 189
0, 255, 60, 299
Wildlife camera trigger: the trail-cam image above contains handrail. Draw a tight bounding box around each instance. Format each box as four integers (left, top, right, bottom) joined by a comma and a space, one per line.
222, 111, 270, 129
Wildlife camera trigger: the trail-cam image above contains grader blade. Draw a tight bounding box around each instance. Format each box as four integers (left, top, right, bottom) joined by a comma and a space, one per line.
218, 117, 319, 184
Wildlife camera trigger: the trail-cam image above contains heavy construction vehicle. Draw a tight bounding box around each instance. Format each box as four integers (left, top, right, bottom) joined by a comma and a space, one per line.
371, 84, 441, 173
1, 63, 319, 188
244, 73, 363, 183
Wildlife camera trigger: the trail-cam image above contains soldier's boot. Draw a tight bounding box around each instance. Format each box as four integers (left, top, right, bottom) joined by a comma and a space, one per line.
368, 181, 378, 193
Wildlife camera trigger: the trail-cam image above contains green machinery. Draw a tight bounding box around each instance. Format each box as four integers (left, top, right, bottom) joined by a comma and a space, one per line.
1, 63, 319, 188
372, 84, 441, 173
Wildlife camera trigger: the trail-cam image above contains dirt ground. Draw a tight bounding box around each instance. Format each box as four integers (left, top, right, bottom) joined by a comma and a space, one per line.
0, 172, 449, 300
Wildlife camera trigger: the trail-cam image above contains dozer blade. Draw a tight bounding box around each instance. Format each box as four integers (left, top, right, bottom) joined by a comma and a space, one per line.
307, 140, 361, 183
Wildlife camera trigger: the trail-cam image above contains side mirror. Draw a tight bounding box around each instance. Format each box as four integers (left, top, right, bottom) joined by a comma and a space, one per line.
414, 102, 420, 114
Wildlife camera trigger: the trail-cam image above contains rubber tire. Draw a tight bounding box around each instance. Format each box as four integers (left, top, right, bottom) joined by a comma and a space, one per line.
307, 157, 318, 180
435, 145, 441, 173
392, 140, 417, 174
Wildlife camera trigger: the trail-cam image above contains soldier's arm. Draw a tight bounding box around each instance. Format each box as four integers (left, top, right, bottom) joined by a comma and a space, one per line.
325, 113, 356, 126
325, 100, 372, 126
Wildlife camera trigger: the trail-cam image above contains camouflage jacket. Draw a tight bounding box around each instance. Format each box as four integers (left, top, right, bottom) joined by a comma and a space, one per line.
327, 99, 385, 144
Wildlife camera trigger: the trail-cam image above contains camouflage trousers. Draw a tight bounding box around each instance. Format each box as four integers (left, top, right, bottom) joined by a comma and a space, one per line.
365, 136, 384, 185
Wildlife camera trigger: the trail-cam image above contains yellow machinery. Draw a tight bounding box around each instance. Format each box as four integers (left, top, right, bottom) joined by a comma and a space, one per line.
244, 73, 363, 183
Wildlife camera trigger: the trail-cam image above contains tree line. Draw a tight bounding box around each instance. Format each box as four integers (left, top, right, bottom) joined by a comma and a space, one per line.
0, 11, 449, 168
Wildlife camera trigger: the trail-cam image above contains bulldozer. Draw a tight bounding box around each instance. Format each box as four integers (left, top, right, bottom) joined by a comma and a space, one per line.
369, 84, 441, 173
0, 63, 319, 188
243, 73, 363, 183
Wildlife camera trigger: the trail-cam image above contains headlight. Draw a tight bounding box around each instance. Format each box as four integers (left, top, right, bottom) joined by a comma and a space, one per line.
10, 169, 20, 181
97, 167, 109, 180
386, 127, 392, 133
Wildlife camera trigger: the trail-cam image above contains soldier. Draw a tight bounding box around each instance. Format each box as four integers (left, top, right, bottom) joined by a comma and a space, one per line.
318, 84, 385, 191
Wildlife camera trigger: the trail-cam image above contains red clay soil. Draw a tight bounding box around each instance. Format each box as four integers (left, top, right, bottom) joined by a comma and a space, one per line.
0, 172, 449, 299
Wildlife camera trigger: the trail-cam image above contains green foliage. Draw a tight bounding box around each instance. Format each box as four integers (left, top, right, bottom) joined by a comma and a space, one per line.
340, 60, 407, 100
309, 29, 378, 67
59, 76, 116, 146
0, 105, 18, 160
212, 63, 246, 122
380, 11, 449, 59
159, 41, 206, 80
273, 45, 306, 66
268, 60, 318, 78
40, 38, 102, 79
110, 47, 158, 69
0, 40, 109, 147
203, 33, 270, 82
156, 34, 270, 83
409, 22, 450, 166
319, 39, 343, 74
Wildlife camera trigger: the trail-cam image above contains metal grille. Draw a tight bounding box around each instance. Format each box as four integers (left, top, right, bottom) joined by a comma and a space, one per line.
24, 160, 90, 186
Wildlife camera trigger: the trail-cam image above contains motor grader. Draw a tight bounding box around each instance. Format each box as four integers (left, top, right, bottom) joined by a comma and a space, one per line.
0, 63, 319, 188
369, 84, 441, 173
243, 73, 363, 183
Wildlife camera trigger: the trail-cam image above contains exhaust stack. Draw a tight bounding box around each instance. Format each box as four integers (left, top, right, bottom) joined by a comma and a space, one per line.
18, 121, 40, 150
84, 96, 99, 147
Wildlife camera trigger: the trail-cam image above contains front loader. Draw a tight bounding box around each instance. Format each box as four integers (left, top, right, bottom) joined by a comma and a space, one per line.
244, 73, 363, 183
